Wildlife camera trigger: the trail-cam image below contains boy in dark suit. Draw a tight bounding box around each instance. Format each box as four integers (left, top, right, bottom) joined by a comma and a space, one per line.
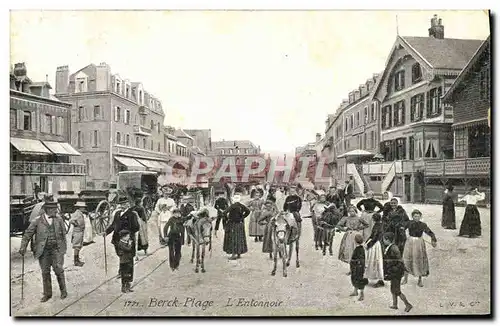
383, 232, 413, 312
349, 234, 368, 301
117, 229, 134, 293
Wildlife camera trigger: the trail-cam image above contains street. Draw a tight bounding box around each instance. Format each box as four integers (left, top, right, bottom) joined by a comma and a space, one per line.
11, 201, 490, 316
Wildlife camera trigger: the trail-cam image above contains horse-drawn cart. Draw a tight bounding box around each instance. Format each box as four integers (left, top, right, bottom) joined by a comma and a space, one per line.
117, 171, 159, 218
10, 195, 37, 237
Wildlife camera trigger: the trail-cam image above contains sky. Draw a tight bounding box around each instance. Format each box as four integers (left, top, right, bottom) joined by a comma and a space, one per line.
10, 10, 490, 156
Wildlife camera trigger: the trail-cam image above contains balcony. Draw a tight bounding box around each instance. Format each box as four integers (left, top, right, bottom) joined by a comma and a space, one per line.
424, 157, 490, 177
133, 124, 151, 136
11, 161, 86, 176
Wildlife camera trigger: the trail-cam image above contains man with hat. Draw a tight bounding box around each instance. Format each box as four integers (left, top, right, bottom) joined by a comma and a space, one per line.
19, 197, 68, 302
69, 201, 87, 266
214, 191, 229, 238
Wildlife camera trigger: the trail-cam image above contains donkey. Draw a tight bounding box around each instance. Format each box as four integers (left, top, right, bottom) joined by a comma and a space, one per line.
271, 212, 290, 277
285, 212, 301, 269
318, 207, 342, 256
185, 214, 214, 273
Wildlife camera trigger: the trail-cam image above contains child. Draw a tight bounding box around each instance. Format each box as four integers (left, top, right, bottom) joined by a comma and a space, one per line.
402, 209, 437, 287
365, 213, 385, 287
337, 205, 369, 275
164, 209, 185, 271
349, 234, 368, 301
318, 204, 342, 256
117, 229, 134, 293
383, 232, 413, 312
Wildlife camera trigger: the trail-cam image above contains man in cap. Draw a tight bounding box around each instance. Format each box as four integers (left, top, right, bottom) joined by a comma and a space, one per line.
69, 201, 87, 266
179, 195, 196, 245
214, 191, 229, 237
19, 197, 68, 302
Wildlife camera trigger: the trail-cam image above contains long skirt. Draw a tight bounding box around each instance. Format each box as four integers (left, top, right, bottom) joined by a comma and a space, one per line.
312, 214, 319, 244
262, 221, 273, 253
365, 241, 384, 280
71, 230, 84, 249
360, 211, 375, 241
338, 231, 360, 264
248, 211, 264, 237
300, 201, 311, 218
137, 218, 149, 251
459, 205, 482, 237
403, 236, 429, 277
441, 202, 456, 229
83, 215, 94, 244
223, 222, 248, 255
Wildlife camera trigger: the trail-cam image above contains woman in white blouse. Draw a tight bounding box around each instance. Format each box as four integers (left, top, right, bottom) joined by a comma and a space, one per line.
458, 188, 486, 238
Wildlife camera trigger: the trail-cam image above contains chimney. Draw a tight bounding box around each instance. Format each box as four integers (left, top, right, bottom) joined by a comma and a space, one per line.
55, 65, 70, 94
428, 14, 444, 39
316, 133, 321, 142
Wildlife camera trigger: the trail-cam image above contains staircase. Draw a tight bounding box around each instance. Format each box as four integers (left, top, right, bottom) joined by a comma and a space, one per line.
355, 164, 371, 193
346, 164, 365, 195
381, 161, 396, 194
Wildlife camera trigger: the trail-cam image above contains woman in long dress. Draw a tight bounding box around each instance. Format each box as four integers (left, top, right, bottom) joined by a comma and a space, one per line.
260, 198, 279, 259
458, 188, 485, 238
223, 194, 251, 260
384, 197, 409, 254
248, 190, 265, 242
82, 208, 95, 245
337, 205, 369, 274
153, 188, 176, 245
133, 194, 149, 257
441, 185, 456, 229
356, 191, 384, 241
311, 194, 329, 250
364, 212, 385, 287
402, 209, 437, 287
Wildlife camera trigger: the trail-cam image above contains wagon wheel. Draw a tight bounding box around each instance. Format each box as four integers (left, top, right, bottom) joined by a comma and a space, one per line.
93, 200, 111, 234
142, 195, 154, 220
57, 205, 72, 234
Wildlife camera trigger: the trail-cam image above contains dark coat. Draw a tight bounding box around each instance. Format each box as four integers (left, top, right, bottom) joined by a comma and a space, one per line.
105, 207, 141, 255
366, 221, 384, 250
383, 244, 405, 280
225, 202, 251, 223
283, 195, 302, 213
20, 214, 68, 259
214, 197, 229, 231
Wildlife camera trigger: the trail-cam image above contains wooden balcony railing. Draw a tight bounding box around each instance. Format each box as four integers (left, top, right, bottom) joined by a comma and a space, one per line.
11, 161, 87, 176
424, 157, 490, 177
133, 124, 152, 136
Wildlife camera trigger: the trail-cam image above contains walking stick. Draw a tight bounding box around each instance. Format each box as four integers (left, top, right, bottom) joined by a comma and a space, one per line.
103, 233, 108, 275
21, 253, 25, 301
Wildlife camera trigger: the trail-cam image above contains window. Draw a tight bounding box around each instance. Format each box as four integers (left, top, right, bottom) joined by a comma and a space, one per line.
425, 139, 438, 158
77, 78, 86, 93
370, 130, 375, 149
21, 111, 31, 131
116, 107, 122, 122
468, 125, 490, 158
370, 103, 376, 121
393, 100, 405, 126
116, 132, 121, 144
356, 112, 360, 126
126, 86, 130, 98
157, 143, 160, 152
78, 106, 84, 122
86, 159, 91, 176
345, 119, 348, 131
125, 110, 130, 124
93, 105, 100, 120
480, 68, 490, 100
382, 105, 392, 129
363, 134, 367, 149
116, 81, 121, 94
77, 131, 83, 147
10, 110, 17, 129
151, 140, 154, 150
412, 63, 422, 83
143, 138, 146, 149
126, 134, 130, 146
157, 122, 161, 133
221, 149, 225, 154
427, 87, 442, 117
363, 106, 368, 124
136, 137, 140, 147
93, 130, 98, 147
454, 128, 467, 158
350, 115, 353, 129
150, 120, 154, 130
410, 94, 424, 122
394, 70, 405, 92
409, 136, 415, 160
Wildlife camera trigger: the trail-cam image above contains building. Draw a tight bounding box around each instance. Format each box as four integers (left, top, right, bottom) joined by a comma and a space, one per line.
54, 63, 190, 188
183, 129, 212, 155
295, 133, 330, 188
208, 140, 266, 184
322, 73, 380, 193
323, 15, 486, 202
10, 63, 85, 196
428, 36, 491, 204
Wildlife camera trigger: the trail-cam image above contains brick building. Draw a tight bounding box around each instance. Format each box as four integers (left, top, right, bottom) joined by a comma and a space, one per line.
54, 63, 190, 188
10, 63, 85, 196
427, 36, 491, 204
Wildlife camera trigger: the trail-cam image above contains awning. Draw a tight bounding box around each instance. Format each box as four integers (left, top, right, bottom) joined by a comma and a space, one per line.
337, 149, 375, 159
136, 159, 165, 171
10, 137, 52, 155
42, 141, 81, 156
114, 156, 146, 170
158, 162, 173, 173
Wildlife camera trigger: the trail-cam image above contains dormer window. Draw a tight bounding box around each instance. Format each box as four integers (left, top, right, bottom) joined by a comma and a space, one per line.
76, 78, 87, 93
116, 81, 121, 94
126, 85, 130, 98
412, 63, 422, 83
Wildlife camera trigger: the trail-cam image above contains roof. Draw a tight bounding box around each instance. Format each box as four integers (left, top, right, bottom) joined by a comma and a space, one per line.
29, 82, 52, 89
174, 129, 194, 140
443, 36, 491, 102
400, 36, 483, 70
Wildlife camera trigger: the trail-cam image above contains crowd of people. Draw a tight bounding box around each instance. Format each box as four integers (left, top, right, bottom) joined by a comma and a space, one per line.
17, 180, 486, 311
